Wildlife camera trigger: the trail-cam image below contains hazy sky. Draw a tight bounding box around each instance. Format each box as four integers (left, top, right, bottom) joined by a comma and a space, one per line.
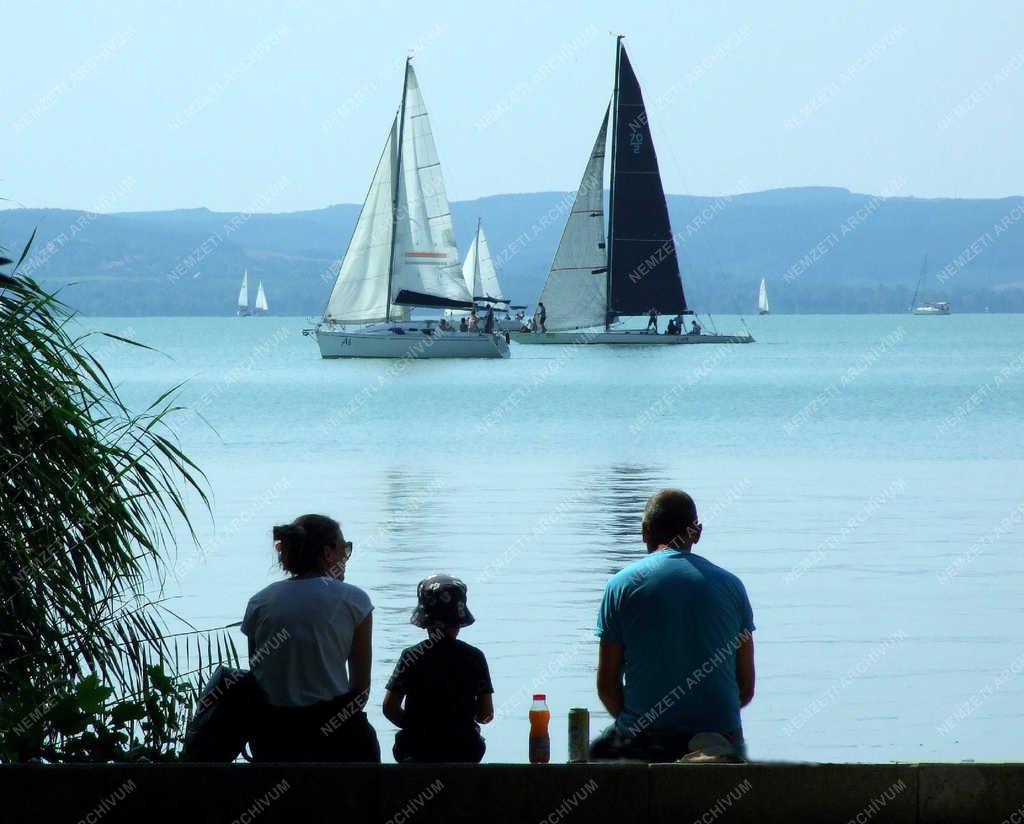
4, 0, 1022, 212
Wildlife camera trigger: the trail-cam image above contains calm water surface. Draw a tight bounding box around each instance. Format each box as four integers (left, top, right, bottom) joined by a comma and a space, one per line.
81, 314, 1024, 763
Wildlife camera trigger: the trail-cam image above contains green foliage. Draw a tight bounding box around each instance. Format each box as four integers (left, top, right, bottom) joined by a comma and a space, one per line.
1, 232, 236, 761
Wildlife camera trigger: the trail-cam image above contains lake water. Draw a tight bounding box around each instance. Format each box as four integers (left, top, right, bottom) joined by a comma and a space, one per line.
80, 314, 1024, 763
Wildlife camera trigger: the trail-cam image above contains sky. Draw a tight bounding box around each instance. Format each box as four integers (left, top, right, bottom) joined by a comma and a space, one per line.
3, 0, 1023, 213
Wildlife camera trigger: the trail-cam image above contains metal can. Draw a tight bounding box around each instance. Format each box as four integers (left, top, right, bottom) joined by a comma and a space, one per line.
568, 707, 590, 763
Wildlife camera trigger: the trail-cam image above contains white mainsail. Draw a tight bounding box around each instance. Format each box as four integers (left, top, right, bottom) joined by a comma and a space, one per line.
322, 63, 471, 324
255, 281, 268, 313
462, 220, 504, 303
323, 122, 398, 323
539, 109, 609, 331
390, 64, 471, 310
758, 278, 769, 314
237, 269, 249, 311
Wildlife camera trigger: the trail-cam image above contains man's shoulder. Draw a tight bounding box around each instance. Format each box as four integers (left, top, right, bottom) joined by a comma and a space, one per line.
691, 553, 747, 587
606, 554, 659, 593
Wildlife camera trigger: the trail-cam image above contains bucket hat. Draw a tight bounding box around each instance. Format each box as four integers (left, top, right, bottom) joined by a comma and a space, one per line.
410, 574, 475, 629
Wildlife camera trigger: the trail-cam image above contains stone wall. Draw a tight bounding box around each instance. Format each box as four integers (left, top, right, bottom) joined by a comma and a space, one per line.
1, 762, 1021, 824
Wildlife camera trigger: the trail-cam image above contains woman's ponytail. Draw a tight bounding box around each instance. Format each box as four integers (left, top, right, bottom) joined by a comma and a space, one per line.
271, 515, 341, 576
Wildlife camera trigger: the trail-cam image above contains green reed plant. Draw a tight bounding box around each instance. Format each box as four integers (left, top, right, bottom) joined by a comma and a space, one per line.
1, 231, 235, 761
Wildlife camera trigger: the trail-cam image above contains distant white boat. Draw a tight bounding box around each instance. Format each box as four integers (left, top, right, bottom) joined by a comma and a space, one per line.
758, 277, 770, 315
910, 254, 951, 315
254, 281, 269, 315
452, 219, 522, 332
312, 60, 509, 359
237, 269, 251, 316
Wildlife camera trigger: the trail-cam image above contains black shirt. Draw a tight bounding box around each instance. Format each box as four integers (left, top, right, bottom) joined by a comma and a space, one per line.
386, 636, 493, 735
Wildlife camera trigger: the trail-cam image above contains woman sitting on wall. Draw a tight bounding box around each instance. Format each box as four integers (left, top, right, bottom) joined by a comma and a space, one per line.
242, 514, 380, 761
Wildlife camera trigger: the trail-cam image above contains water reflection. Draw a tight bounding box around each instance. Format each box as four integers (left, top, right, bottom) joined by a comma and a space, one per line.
374, 465, 452, 551
575, 463, 668, 575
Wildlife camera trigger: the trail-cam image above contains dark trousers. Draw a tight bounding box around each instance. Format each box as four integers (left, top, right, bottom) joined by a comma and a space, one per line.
393, 728, 486, 763
589, 724, 745, 763
251, 692, 381, 763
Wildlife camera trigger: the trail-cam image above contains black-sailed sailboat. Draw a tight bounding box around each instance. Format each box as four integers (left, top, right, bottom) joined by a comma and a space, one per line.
514, 38, 753, 345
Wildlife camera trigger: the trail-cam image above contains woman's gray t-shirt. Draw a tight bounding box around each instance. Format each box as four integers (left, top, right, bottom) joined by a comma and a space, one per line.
241, 576, 373, 707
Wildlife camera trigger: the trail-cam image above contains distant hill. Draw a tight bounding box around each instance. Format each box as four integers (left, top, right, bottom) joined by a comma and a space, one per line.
2, 187, 1023, 315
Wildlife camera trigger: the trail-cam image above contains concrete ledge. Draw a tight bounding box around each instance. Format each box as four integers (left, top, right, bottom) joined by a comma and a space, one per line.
0, 763, 1021, 824
651, 763, 917, 824
919, 764, 1024, 824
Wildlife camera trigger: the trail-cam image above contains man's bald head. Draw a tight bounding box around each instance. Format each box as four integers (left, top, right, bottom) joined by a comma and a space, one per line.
642, 489, 701, 551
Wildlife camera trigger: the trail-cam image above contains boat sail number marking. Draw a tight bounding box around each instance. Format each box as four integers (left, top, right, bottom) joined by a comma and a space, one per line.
628, 122, 644, 154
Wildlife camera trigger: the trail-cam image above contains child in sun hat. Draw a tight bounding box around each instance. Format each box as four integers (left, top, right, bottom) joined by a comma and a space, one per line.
382, 574, 494, 762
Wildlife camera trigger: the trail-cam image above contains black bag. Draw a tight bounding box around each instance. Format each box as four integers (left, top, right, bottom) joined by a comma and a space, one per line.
182, 666, 263, 762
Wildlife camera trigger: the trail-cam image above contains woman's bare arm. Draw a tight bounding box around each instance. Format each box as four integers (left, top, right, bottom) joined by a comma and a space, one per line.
347, 612, 373, 710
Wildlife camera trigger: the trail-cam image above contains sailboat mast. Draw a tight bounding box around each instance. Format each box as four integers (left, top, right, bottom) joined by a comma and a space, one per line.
385, 59, 411, 323
605, 36, 623, 331
910, 253, 928, 310
474, 217, 481, 300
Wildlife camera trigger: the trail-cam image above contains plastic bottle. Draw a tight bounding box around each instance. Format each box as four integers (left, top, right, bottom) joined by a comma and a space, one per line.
529, 693, 551, 764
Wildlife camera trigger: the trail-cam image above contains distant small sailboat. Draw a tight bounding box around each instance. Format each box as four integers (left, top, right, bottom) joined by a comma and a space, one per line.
453, 219, 521, 332
757, 278, 770, 315
254, 281, 269, 315
910, 254, 951, 315
237, 269, 251, 316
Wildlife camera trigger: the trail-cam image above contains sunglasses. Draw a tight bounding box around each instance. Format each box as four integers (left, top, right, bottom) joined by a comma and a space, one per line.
336, 539, 353, 560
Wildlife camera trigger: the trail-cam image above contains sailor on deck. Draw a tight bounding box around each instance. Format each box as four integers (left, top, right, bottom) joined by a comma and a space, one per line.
647, 308, 658, 333
535, 302, 547, 333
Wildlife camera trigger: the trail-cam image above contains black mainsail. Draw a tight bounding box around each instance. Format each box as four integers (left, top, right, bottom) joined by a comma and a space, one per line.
607, 38, 687, 323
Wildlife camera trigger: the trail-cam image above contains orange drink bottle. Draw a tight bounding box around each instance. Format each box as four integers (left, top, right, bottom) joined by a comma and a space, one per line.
529, 693, 551, 764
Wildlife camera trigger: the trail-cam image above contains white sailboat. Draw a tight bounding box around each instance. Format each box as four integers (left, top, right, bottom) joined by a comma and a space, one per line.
237, 270, 251, 316
452, 219, 522, 332
313, 61, 509, 359
758, 278, 770, 315
909, 254, 950, 315
513, 38, 752, 346
254, 281, 269, 315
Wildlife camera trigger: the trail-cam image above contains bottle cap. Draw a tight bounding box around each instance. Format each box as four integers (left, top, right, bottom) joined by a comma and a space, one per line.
533, 693, 546, 700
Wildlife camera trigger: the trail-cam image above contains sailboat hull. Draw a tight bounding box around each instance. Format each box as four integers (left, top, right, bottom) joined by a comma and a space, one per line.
316, 323, 510, 359
510, 331, 753, 345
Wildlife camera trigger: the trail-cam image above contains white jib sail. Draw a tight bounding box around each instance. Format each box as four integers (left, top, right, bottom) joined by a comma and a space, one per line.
255, 281, 268, 312
238, 270, 249, 310
462, 222, 505, 303
323, 120, 398, 323
539, 108, 610, 331
475, 223, 504, 303
758, 278, 769, 313
390, 63, 472, 309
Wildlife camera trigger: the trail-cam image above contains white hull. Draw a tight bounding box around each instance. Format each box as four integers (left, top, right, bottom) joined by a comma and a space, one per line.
511, 330, 754, 345
912, 306, 950, 315
496, 317, 523, 332
316, 322, 509, 359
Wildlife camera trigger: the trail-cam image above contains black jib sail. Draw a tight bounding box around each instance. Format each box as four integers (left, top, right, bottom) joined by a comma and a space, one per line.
607, 40, 687, 320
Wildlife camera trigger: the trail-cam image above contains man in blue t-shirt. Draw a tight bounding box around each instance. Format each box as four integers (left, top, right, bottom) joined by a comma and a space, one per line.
591, 489, 755, 761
